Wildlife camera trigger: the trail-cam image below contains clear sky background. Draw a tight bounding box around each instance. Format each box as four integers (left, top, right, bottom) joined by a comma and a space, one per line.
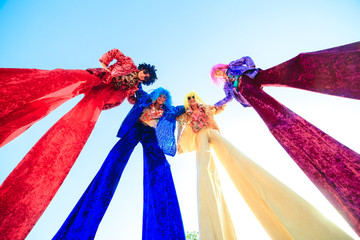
1, 0, 360, 239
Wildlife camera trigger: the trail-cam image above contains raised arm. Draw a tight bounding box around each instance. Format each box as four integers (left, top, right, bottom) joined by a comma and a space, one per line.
99, 49, 137, 78
229, 56, 256, 69
99, 49, 127, 68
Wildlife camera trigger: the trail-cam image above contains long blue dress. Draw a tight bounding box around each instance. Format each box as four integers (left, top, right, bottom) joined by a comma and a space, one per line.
53, 86, 186, 240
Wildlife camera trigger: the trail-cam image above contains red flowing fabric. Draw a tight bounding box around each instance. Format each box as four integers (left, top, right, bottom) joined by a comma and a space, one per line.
256, 41, 360, 100
239, 75, 360, 236
0, 69, 138, 240
0, 68, 100, 147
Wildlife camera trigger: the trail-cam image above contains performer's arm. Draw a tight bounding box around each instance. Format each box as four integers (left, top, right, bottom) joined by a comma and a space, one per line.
99, 49, 126, 68
173, 105, 186, 117
212, 105, 226, 115
165, 105, 186, 120
229, 56, 256, 69
175, 115, 186, 154
214, 82, 233, 107
134, 84, 149, 102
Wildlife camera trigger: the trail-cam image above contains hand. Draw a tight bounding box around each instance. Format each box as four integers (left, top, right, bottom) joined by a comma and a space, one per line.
101, 62, 111, 72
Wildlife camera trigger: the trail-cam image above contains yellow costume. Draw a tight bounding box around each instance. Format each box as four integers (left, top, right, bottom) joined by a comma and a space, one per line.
176, 92, 351, 240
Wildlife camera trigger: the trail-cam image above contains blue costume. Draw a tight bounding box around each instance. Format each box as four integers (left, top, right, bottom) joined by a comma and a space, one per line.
53, 86, 186, 240
214, 56, 259, 108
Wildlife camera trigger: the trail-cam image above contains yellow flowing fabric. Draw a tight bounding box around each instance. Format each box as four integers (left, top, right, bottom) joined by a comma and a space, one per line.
193, 128, 352, 240
177, 102, 352, 239
195, 128, 237, 240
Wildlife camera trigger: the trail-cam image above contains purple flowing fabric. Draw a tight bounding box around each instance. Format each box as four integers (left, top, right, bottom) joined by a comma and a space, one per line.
235, 41, 360, 235
256, 41, 360, 100
238, 73, 360, 235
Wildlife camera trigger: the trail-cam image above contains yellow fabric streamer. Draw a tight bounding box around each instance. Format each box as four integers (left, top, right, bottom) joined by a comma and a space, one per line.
176, 95, 351, 240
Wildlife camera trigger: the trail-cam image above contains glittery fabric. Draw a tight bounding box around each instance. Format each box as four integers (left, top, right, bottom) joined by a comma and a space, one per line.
139, 103, 164, 128
53, 122, 185, 240
112, 72, 139, 90
117, 87, 185, 157
98, 48, 139, 84
0, 50, 141, 240
214, 56, 259, 108
239, 74, 360, 236
177, 107, 351, 239
194, 129, 237, 240
176, 104, 223, 154
256, 41, 360, 100
214, 82, 251, 108
0, 68, 99, 147
227, 56, 259, 78
207, 129, 352, 240
0, 84, 138, 240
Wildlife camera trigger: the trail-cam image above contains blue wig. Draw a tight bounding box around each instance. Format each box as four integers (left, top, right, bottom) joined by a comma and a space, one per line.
148, 87, 173, 109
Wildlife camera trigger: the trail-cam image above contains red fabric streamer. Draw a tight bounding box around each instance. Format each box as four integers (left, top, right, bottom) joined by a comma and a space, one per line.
0, 49, 139, 240
257, 41, 360, 100
0, 69, 100, 147
238, 41, 360, 236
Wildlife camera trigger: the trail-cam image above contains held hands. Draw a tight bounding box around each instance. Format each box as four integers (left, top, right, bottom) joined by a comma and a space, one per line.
101, 62, 111, 72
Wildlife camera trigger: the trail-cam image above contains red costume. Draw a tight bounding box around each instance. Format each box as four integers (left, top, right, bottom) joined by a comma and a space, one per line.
0, 49, 139, 240
243, 42, 360, 235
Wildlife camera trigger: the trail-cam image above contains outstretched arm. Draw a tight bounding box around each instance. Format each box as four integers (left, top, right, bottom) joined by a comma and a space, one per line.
132, 84, 149, 103
214, 82, 233, 107
166, 105, 186, 120
212, 105, 226, 115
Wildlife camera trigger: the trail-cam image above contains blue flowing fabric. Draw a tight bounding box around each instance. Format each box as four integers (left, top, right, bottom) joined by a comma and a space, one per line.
53, 122, 185, 239
117, 85, 184, 157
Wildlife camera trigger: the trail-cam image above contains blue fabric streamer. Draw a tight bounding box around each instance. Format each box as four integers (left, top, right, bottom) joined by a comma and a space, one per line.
53, 86, 186, 240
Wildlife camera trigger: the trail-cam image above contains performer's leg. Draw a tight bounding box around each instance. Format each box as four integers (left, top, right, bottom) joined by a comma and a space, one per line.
239, 76, 360, 236
0, 68, 100, 147
256, 41, 360, 100
140, 125, 185, 240
210, 128, 352, 240
53, 123, 142, 240
0, 85, 122, 240
195, 128, 237, 240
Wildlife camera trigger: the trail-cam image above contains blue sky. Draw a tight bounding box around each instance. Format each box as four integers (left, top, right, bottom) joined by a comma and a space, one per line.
1, 0, 360, 239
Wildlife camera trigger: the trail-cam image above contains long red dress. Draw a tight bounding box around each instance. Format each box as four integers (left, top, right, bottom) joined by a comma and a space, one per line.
239, 41, 360, 235
0, 49, 139, 240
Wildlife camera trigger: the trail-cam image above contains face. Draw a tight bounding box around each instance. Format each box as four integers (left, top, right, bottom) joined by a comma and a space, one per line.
156, 94, 167, 105
187, 95, 197, 105
214, 69, 226, 79
138, 69, 150, 81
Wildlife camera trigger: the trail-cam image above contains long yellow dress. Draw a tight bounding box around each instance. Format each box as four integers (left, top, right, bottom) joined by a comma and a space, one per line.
177, 104, 352, 240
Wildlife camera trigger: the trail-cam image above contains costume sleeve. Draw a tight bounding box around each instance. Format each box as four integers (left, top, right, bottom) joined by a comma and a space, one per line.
176, 113, 188, 154
99, 49, 126, 66
173, 105, 186, 117
229, 56, 256, 69
134, 84, 149, 102
214, 82, 233, 107
167, 105, 186, 120
126, 83, 141, 105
